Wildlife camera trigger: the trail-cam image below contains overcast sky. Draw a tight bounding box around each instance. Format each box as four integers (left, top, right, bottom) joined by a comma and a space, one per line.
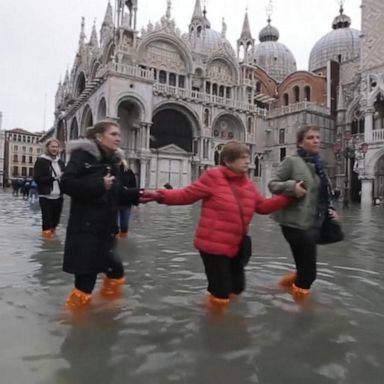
0, 0, 361, 132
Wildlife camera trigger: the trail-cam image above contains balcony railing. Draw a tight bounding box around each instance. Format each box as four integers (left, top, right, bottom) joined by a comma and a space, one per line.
372, 129, 384, 143
153, 83, 267, 116
97, 63, 155, 81
267, 101, 330, 118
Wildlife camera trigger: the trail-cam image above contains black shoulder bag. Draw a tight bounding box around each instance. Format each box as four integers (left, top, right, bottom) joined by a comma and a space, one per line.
226, 180, 252, 266
317, 175, 344, 245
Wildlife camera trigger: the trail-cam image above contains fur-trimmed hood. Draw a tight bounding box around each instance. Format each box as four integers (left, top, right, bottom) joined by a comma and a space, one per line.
66, 139, 103, 161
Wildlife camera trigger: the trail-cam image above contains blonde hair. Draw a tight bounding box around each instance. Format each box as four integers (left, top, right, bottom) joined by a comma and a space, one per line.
45, 138, 61, 154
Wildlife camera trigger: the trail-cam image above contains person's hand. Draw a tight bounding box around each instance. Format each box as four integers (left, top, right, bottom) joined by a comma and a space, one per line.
140, 190, 162, 203
104, 175, 115, 190
329, 208, 339, 221
294, 181, 307, 198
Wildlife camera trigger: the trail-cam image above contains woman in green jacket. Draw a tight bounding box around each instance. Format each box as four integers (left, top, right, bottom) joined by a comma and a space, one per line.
268, 126, 338, 299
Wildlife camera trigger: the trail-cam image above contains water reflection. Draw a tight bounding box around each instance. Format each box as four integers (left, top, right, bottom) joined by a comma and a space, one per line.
0, 192, 384, 383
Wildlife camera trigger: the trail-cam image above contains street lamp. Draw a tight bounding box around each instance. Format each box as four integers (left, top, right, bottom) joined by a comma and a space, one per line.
333, 131, 355, 208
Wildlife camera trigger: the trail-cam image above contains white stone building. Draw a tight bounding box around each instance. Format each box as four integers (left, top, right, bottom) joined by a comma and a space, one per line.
51, 0, 384, 204
0, 112, 4, 186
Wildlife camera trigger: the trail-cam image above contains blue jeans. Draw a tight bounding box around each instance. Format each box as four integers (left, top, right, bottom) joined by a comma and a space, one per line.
117, 207, 131, 233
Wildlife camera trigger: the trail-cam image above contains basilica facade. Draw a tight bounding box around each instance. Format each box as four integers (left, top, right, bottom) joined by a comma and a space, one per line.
51, 0, 384, 204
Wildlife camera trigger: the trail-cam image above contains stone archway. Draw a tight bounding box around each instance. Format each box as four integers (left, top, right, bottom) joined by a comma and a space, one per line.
69, 118, 79, 140
151, 108, 194, 152
97, 98, 107, 120
117, 99, 141, 151
150, 104, 198, 188
81, 105, 93, 133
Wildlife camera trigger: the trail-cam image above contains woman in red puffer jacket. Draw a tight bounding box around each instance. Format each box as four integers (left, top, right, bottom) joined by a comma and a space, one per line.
143, 142, 298, 307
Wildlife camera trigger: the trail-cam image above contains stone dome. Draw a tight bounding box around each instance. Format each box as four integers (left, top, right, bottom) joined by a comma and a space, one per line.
253, 20, 297, 82
190, 28, 236, 57
309, 8, 360, 72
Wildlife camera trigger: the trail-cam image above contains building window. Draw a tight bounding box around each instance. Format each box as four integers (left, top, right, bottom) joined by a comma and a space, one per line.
22, 136, 26, 142
14, 145, 18, 151
279, 129, 285, 144
27, 136, 31, 143
159, 70, 166, 84
18, 135, 21, 141
206, 82, 211, 94
29, 168, 34, 177
247, 117, 253, 133
304, 86, 311, 101
212, 84, 218, 96
29, 147, 33, 153
226, 87, 231, 99
280, 147, 286, 162
178, 75, 185, 88
283, 93, 289, 106
13, 154, 18, 162
12, 166, 18, 176
37, 148, 42, 154
29, 156, 33, 164
169, 73, 176, 86
204, 109, 210, 127
22, 146, 26, 152
254, 156, 262, 177
293, 86, 300, 103
22, 155, 26, 163
256, 81, 261, 93
22, 167, 27, 176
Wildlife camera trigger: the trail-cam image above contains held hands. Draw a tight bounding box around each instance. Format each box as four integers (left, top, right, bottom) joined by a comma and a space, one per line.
329, 207, 340, 221
104, 175, 115, 190
294, 181, 307, 198
140, 190, 163, 204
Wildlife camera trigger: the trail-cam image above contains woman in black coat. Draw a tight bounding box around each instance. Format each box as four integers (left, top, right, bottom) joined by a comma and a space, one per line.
33, 138, 65, 238
61, 120, 142, 310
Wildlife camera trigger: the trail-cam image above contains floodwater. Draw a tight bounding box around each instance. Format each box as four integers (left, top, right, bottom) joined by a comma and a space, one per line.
0, 190, 383, 384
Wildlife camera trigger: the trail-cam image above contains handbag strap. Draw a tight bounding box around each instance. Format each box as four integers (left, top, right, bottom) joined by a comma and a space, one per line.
225, 176, 247, 236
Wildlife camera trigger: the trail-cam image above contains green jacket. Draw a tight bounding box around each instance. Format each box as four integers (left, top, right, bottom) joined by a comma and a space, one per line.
268, 155, 320, 230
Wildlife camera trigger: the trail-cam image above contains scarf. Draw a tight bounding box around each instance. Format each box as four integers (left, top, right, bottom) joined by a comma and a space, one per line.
297, 148, 330, 206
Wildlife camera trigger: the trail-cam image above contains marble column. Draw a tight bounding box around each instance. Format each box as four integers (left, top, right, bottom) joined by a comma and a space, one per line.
139, 159, 147, 189
361, 178, 373, 206
364, 108, 374, 143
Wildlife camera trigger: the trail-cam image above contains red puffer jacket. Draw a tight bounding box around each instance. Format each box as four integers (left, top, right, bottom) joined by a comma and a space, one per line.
158, 166, 293, 257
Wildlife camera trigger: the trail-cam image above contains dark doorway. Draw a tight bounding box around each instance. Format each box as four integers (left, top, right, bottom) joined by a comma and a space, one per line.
151, 109, 193, 152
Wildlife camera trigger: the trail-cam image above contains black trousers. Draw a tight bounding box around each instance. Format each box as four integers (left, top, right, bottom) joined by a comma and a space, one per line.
200, 251, 245, 299
74, 259, 125, 294
281, 225, 318, 290
39, 197, 63, 231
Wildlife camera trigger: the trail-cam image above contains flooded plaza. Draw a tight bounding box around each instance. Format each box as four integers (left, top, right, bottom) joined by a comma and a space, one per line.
0, 190, 383, 384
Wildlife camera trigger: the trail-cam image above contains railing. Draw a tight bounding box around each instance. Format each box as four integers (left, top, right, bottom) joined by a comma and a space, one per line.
372, 129, 384, 143
96, 63, 155, 81
267, 101, 330, 118
153, 83, 267, 116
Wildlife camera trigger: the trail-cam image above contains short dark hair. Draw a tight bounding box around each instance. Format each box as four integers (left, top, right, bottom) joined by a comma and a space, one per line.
296, 126, 320, 146
220, 141, 250, 165
86, 120, 120, 139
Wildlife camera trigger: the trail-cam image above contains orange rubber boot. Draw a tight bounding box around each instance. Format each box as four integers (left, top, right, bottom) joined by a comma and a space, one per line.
291, 283, 310, 303
100, 277, 126, 299
65, 288, 92, 311
118, 231, 128, 239
42, 230, 54, 239
279, 271, 297, 288
207, 294, 230, 314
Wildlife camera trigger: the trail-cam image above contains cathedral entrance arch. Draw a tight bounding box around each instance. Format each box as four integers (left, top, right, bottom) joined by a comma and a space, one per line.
117, 98, 142, 151
151, 104, 198, 188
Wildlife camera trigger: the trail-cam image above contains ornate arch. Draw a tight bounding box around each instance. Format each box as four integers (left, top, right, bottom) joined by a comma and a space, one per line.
74, 70, 86, 98
211, 112, 246, 141
137, 33, 193, 73
206, 54, 240, 84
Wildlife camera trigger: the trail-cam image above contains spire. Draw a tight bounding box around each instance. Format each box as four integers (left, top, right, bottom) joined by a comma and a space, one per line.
90, 20, 99, 47
191, 0, 203, 22
166, 0, 172, 19
240, 10, 252, 40
332, 0, 351, 29
102, 0, 114, 27
221, 17, 227, 38
78, 17, 86, 49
